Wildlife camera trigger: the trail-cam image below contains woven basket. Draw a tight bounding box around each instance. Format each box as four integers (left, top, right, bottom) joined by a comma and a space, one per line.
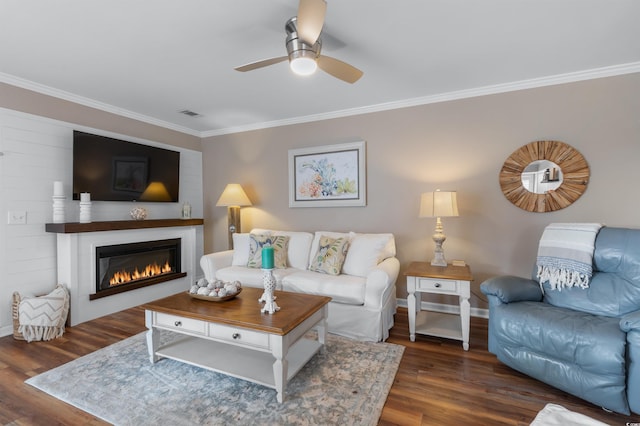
12, 292, 25, 340
12, 285, 70, 341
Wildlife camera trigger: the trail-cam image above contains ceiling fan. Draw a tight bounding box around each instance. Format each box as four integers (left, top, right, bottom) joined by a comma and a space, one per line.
234, 0, 363, 84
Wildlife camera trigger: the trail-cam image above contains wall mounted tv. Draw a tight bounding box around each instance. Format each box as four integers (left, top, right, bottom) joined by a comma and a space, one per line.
72, 130, 180, 202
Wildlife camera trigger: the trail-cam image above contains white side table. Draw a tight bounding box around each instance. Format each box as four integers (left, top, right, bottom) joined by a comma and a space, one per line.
405, 262, 473, 350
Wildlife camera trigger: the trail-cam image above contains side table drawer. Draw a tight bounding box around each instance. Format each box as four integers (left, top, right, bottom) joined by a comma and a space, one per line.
155, 312, 207, 335
209, 323, 270, 349
417, 277, 459, 294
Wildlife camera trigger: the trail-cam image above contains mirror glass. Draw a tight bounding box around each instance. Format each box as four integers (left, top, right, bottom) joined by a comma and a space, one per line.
521, 160, 563, 194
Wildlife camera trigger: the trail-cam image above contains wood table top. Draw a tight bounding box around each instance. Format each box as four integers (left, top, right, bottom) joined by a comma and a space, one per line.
404, 261, 473, 281
141, 287, 331, 336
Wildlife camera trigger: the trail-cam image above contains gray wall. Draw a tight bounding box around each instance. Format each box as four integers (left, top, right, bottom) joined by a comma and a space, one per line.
201, 73, 640, 310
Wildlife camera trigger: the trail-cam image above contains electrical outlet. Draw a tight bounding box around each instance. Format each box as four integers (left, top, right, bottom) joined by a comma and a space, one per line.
8, 211, 27, 225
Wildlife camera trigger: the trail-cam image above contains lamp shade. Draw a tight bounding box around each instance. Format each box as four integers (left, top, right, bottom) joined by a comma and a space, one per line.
139, 181, 172, 202
216, 184, 252, 207
419, 190, 459, 218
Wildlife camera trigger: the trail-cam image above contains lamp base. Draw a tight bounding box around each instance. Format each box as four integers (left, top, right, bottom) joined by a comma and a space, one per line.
430, 218, 448, 267
227, 206, 241, 249
430, 256, 448, 267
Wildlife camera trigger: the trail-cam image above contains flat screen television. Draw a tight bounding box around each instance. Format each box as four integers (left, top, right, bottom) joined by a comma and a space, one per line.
72, 130, 180, 202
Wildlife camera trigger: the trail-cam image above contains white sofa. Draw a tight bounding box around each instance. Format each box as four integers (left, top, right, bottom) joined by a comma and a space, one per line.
200, 229, 400, 342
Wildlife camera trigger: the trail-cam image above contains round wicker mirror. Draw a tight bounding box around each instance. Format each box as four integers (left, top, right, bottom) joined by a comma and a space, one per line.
499, 141, 589, 212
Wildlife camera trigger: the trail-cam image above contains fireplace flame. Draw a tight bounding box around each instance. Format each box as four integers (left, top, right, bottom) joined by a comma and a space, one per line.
109, 260, 173, 286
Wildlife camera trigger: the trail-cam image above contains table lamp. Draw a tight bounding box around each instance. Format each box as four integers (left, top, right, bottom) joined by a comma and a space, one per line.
419, 190, 459, 266
216, 184, 252, 249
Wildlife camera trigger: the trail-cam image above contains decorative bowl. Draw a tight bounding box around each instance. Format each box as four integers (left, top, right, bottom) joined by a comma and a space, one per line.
187, 287, 242, 302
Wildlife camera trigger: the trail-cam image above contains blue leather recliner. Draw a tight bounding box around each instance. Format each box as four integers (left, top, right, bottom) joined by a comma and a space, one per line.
480, 227, 640, 415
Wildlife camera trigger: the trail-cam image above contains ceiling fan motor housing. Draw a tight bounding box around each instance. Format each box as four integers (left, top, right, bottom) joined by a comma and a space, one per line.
285, 17, 321, 61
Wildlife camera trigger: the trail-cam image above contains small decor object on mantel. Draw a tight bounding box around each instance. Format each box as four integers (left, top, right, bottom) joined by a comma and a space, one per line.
52, 180, 65, 223
182, 202, 191, 219
130, 206, 147, 220
79, 192, 91, 223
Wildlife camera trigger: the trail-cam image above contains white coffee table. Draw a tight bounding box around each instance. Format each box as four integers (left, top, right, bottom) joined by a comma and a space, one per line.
142, 288, 330, 403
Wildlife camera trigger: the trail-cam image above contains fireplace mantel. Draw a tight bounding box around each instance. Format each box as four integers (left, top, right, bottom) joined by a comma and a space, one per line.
46, 218, 203, 234
49, 219, 202, 326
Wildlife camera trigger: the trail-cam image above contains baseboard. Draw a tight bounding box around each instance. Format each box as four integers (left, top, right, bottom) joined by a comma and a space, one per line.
0, 325, 13, 338
397, 298, 489, 319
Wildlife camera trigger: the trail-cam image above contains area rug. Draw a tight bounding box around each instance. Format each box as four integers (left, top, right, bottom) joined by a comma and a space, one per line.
26, 331, 404, 426
530, 403, 610, 426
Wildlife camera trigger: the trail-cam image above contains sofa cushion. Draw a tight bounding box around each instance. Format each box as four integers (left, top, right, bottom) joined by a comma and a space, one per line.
309, 236, 349, 275
251, 229, 314, 270
541, 227, 640, 317
308, 231, 355, 269
215, 266, 297, 289
247, 234, 289, 269
343, 233, 395, 277
282, 270, 366, 304
492, 300, 629, 414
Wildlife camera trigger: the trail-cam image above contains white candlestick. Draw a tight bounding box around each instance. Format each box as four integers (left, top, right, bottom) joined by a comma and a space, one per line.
80, 192, 91, 202
53, 181, 63, 197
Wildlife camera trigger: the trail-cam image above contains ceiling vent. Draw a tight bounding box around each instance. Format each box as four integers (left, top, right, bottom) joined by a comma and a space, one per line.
179, 109, 201, 117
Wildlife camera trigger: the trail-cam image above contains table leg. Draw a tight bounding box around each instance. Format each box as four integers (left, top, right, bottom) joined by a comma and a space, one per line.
460, 295, 470, 351
144, 310, 159, 363
407, 283, 417, 342
272, 338, 289, 403
317, 308, 328, 354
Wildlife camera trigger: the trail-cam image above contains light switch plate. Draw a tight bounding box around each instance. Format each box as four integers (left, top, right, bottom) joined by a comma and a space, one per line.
8, 211, 27, 225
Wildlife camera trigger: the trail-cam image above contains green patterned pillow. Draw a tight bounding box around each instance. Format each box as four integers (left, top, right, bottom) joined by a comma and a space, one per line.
309, 236, 349, 276
247, 234, 289, 269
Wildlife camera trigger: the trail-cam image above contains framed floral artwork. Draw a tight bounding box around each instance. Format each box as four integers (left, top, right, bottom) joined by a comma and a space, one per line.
288, 141, 366, 208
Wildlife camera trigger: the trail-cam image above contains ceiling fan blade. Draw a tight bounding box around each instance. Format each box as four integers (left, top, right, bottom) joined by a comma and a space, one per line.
297, 0, 326, 45
234, 56, 288, 72
317, 55, 363, 84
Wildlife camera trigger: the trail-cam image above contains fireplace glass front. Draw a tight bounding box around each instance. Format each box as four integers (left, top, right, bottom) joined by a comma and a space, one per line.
93, 238, 183, 299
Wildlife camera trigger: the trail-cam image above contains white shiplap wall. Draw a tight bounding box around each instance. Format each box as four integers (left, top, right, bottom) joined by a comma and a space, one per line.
0, 108, 204, 336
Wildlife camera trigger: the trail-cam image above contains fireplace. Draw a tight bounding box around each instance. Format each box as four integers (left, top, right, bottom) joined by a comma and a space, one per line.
91, 238, 186, 300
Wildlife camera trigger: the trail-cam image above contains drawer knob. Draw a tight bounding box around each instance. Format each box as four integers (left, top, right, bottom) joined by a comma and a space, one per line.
174, 321, 182, 327
232, 333, 241, 340
434, 283, 441, 288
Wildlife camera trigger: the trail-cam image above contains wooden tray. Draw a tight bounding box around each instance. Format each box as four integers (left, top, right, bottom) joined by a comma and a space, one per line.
187, 287, 242, 302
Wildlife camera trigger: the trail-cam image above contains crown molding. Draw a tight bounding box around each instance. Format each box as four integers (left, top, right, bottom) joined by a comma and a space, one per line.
2, 62, 639, 139
0, 72, 201, 137
201, 61, 640, 137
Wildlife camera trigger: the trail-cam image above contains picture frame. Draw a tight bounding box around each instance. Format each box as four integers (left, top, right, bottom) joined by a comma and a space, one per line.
288, 141, 366, 208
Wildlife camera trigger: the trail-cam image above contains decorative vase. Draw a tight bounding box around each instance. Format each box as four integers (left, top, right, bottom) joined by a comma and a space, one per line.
259, 269, 280, 314
130, 206, 147, 220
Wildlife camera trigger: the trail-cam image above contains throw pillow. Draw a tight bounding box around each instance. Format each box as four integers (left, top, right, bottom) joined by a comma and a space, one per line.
231, 233, 251, 266
342, 233, 395, 277
309, 236, 349, 276
247, 234, 290, 269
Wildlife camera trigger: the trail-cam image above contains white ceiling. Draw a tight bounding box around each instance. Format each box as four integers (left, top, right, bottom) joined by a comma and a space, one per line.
1, 0, 639, 137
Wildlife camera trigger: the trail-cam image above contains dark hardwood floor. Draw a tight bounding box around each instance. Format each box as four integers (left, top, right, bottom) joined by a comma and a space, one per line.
0, 306, 635, 425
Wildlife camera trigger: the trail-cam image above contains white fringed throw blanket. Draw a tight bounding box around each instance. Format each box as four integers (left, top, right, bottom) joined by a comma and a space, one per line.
536, 223, 603, 291
18, 285, 69, 342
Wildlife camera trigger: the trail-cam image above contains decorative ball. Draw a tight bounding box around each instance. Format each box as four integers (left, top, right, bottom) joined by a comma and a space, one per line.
130, 206, 147, 220
189, 285, 199, 294
197, 287, 209, 295
197, 278, 208, 287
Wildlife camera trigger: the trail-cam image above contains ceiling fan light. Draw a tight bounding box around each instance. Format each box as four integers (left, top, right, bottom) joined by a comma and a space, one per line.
290, 56, 317, 76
